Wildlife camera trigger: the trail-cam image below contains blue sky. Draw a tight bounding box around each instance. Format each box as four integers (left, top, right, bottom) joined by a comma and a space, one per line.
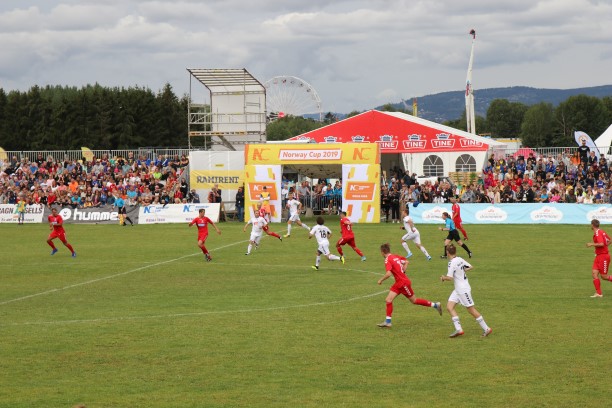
1, 0, 610, 112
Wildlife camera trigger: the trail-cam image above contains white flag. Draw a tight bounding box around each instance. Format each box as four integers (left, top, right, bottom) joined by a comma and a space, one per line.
574, 131, 599, 160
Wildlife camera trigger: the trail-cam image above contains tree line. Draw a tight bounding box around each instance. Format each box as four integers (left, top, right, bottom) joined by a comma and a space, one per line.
0, 83, 188, 150
1, 84, 610, 150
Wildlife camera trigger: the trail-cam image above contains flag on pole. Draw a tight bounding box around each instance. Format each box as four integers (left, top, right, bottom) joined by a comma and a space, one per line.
574, 131, 599, 160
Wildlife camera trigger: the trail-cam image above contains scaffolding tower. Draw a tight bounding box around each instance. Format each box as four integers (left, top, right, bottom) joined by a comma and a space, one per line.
187, 68, 266, 150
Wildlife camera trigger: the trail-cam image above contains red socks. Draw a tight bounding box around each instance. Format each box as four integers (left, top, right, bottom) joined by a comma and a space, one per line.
594, 278, 602, 295
354, 247, 364, 257
415, 298, 432, 307
386, 302, 393, 317
47, 241, 57, 249
337, 246, 344, 256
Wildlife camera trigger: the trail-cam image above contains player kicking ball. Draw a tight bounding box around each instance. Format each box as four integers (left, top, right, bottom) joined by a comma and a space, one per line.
309, 216, 343, 270
439, 244, 492, 338
377, 243, 442, 328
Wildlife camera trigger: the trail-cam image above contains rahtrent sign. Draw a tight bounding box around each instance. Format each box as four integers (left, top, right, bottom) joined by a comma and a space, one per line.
139, 203, 221, 224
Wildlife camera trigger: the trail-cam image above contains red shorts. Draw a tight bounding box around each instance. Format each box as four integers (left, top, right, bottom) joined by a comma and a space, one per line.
453, 218, 463, 229
337, 237, 355, 247
198, 234, 208, 242
390, 280, 414, 298
49, 230, 67, 242
593, 254, 610, 275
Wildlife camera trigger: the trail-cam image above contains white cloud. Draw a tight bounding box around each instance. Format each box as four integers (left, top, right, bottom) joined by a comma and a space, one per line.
0, 0, 611, 112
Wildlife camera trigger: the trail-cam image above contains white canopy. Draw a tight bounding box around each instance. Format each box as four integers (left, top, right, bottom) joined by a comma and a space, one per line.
594, 124, 612, 157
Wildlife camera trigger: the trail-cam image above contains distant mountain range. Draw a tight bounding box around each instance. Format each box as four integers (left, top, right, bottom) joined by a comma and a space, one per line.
372, 85, 612, 123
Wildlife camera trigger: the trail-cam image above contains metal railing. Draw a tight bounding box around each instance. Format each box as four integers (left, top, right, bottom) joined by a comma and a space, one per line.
1, 148, 192, 164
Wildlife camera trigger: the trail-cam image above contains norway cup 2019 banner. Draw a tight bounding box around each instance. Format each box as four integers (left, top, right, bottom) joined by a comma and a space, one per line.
244, 143, 380, 223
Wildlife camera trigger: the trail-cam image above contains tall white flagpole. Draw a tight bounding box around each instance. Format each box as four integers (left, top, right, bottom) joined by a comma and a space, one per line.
465, 29, 476, 134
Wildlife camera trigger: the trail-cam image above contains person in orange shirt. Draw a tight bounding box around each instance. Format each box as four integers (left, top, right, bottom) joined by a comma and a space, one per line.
68, 178, 79, 194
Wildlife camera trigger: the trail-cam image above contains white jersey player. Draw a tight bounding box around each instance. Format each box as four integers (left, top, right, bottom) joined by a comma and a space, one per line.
400, 208, 431, 260
284, 194, 309, 237
440, 244, 492, 338
309, 216, 342, 270
243, 215, 267, 255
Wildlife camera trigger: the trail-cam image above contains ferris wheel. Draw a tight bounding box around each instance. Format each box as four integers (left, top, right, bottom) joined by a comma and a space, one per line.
264, 76, 323, 121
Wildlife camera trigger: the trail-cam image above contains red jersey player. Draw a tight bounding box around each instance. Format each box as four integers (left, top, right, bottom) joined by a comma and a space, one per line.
47, 207, 76, 257
336, 211, 366, 261
586, 218, 612, 298
189, 208, 221, 261
450, 196, 468, 241
256, 203, 282, 241
377, 243, 442, 328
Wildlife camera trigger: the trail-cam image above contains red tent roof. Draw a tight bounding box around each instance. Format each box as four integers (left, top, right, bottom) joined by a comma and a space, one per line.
287, 110, 503, 154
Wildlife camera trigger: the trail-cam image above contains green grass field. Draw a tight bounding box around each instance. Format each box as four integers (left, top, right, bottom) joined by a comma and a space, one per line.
0, 218, 609, 407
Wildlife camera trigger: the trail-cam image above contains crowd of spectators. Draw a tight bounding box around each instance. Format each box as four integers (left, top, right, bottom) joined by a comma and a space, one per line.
378, 146, 612, 221
0, 152, 201, 208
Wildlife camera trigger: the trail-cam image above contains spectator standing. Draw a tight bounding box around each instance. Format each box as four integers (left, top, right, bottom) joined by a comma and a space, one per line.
577, 140, 590, 165
235, 186, 245, 222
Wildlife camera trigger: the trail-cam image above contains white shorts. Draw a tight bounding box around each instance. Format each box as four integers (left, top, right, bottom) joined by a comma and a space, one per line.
317, 243, 331, 256
448, 290, 475, 307
402, 230, 421, 245
289, 213, 301, 222
249, 233, 263, 244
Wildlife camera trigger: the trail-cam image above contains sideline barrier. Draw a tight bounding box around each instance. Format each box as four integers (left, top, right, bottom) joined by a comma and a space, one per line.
41, 206, 139, 224
410, 203, 612, 224
0, 204, 44, 223
138, 203, 221, 224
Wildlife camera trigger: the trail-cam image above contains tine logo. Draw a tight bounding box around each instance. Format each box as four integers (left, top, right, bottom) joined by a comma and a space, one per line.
324, 136, 337, 143
346, 182, 375, 200
403, 134, 426, 149
432, 133, 455, 148
375, 135, 398, 150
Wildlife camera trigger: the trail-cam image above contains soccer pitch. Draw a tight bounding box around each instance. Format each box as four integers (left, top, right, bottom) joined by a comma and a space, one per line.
0, 219, 609, 407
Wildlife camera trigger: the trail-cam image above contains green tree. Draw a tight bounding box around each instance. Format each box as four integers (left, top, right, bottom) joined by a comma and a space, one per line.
520, 103, 555, 147
486, 99, 528, 138
266, 116, 323, 141
554, 94, 608, 146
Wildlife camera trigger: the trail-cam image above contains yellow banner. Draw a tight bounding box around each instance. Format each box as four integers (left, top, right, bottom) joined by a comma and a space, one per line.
0, 147, 7, 161
81, 147, 94, 162
190, 170, 245, 190
245, 143, 380, 165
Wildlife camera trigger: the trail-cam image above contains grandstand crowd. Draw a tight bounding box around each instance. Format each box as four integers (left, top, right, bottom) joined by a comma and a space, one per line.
2, 146, 611, 217
0, 152, 197, 208
380, 148, 612, 223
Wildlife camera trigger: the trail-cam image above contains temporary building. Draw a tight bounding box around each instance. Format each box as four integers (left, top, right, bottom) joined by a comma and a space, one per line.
286, 110, 506, 177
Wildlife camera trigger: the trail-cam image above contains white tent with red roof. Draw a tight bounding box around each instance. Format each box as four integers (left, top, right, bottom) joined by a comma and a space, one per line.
286, 110, 506, 178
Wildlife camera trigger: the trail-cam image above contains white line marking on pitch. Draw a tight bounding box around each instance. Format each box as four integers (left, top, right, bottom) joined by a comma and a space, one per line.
2, 290, 389, 327
0, 238, 250, 307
